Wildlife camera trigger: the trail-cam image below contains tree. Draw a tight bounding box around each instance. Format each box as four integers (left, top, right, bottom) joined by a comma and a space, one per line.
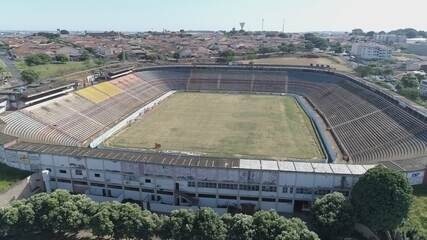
366, 31, 376, 37
278, 32, 288, 38
351, 28, 365, 36
159, 209, 195, 240
21, 69, 39, 83
118, 51, 127, 61
80, 50, 90, 61
0, 201, 35, 237
218, 50, 235, 63
24, 53, 51, 66
399, 88, 419, 100
351, 166, 413, 232
55, 54, 69, 63
278, 43, 296, 54
399, 74, 420, 88
331, 42, 343, 53
303, 41, 315, 51
252, 211, 288, 240
90, 204, 115, 238
192, 208, 226, 240
222, 213, 254, 240
304, 33, 329, 50
252, 211, 319, 240
59, 29, 69, 35
277, 218, 319, 240
311, 192, 354, 239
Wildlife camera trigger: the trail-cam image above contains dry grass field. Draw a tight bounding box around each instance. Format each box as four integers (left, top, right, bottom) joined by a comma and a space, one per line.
241, 55, 354, 72
105, 92, 324, 160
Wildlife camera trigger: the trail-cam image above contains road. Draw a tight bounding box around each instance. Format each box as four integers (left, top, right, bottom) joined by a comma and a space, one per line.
0, 48, 23, 88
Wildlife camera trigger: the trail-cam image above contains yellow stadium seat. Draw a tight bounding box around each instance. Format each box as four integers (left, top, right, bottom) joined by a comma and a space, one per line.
93, 82, 123, 97
76, 87, 110, 103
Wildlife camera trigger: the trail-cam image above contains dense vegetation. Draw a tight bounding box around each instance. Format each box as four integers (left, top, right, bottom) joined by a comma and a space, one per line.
0, 190, 318, 240
311, 166, 419, 240
0, 163, 30, 192
1, 166, 421, 240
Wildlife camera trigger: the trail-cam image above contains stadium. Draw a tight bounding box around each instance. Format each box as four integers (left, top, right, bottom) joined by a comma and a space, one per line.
0, 65, 426, 213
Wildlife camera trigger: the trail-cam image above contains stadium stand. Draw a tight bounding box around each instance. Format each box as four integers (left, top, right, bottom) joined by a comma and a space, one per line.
76, 86, 111, 103
0, 66, 425, 164
93, 82, 123, 97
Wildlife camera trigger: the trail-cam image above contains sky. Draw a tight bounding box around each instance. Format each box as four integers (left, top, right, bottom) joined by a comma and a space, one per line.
0, 0, 426, 33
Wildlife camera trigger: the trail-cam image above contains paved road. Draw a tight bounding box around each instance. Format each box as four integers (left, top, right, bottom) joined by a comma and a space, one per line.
0, 49, 23, 88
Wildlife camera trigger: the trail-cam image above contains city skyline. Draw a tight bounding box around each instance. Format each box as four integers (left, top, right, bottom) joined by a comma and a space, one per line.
0, 0, 426, 32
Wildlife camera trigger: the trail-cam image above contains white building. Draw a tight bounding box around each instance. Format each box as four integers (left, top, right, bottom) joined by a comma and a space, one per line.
374, 34, 406, 44
0, 140, 378, 214
351, 43, 392, 60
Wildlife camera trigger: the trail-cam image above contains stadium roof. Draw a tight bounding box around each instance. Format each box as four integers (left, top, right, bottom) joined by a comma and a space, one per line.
6, 142, 376, 175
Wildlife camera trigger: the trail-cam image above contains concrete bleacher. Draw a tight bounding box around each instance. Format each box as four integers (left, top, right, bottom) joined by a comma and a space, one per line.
93, 82, 123, 97
0, 67, 425, 164
76, 86, 111, 103
0, 74, 169, 146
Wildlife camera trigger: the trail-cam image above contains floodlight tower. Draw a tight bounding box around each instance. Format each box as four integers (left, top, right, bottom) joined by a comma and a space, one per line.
239, 22, 245, 31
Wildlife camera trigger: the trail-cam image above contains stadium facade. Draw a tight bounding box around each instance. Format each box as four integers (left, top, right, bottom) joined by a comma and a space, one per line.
0, 65, 425, 213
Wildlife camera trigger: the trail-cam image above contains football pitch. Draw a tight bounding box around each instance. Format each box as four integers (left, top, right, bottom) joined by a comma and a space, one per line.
105, 92, 324, 160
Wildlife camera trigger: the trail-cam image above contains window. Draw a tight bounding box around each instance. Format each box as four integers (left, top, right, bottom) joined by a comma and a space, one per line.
124, 186, 139, 192
240, 196, 258, 201
188, 181, 196, 187
73, 180, 87, 185
157, 190, 174, 195
141, 188, 155, 193
279, 198, 292, 203
315, 189, 330, 195
107, 185, 122, 190
219, 195, 237, 200
218, 183, 238, 189
262, 198, 276, 202
94, 173, 101, 178
50, 177, 56, 181
283, 186, 288, 193
198, 194, 216, 198
262, 185, 277, 192
197, 181, 217, 189
296, 187, 313, 194
90, 182, 105, 187
59, 169, 67, 174
239, 184, 259, 191
75, 169, 83, 175
57, 178, 71, 183
46, 168, 52, 172
145, 179, 152, 183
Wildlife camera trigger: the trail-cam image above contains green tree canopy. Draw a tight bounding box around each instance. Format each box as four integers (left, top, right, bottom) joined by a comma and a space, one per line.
192, 208, 227, 240
55, 54, 69, 63
24, 53, 51, 66
159, 209, 195, 240
399, 74, 420, 88
351, 166, 413, 232
222, 213, 254, 240
21, 69, 39, 84
311, 192, 354, 239
218, 50, 235, 63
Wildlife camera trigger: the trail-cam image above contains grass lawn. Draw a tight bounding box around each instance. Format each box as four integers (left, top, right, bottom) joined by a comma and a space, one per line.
105, 92, 324, 160
0, 163, 30, 192
406, 185, 427, 238
240, 55, 354, 73
16, 60, 99, 80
